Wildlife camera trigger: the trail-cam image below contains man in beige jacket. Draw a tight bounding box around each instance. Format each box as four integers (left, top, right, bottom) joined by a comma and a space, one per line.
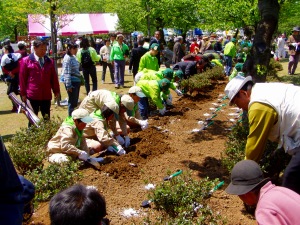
47, 108, 101, 169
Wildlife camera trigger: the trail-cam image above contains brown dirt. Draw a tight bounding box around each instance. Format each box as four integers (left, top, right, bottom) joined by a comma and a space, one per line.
31, 81, 256, 225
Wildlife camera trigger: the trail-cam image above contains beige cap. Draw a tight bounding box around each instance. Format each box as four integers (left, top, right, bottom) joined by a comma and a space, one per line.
128, 86, 146, 98
71, 109, 93, 123
104, 101, 119, 114
121, 95, 134, 111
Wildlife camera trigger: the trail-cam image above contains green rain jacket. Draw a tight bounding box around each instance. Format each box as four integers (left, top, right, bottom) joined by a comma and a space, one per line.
136, 80, 165, 109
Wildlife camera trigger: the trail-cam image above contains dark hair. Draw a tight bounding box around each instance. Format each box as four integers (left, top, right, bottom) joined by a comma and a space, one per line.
138, 38, 144, 46
50, 184, 106, 225
235, 80, 254, 98
18, 43, 26, 50
33, 39, 48, 48
3, 45, 14, 53
237, 57, 244, 63
80, 38, 90, 49
202, 55, 209, 63
110, 33, 117, 38
101, 105, 114, 119
66, 42, 78, 56
144, 36, 150, 42
207, 54, 215, 60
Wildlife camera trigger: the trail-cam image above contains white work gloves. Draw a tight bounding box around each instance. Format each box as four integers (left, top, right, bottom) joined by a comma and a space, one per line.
175, 89, 183, 96
115, 135, 125, 145
139, 120, 149, 130
124, 136, 130, 148
78, 151, 89, 161
166, 94, 173, 106
107, 145, 126, 156
78, 151, 101, 169
159, 106, 166, 115
116, 145, 126, 155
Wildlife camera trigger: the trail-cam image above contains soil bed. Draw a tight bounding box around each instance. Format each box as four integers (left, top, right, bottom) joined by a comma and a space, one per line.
32, 82, 256, 225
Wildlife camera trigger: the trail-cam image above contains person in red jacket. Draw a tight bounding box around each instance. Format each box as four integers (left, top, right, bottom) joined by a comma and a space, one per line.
19, 39, 60, 121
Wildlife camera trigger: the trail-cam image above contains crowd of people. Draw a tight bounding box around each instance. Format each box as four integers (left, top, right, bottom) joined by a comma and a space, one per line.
1, 26, 300, 224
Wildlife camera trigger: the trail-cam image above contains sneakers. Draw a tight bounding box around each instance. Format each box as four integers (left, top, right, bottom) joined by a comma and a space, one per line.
102, 80, 104, 84
115, 84, 119, 89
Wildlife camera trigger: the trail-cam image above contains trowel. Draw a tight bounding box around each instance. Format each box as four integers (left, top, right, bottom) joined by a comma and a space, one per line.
163, 169, 183, 181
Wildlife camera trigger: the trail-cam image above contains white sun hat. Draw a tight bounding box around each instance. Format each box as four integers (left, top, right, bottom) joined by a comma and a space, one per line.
71, 108, 93, 123
224, 75, 252, 105
128, 86, 146, 98
121, 95, 134, 111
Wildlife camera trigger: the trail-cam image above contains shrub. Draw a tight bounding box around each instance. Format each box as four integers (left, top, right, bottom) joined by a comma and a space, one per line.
145, 171, 224, 224
221, 121, 249, 172
204, 66, 224, 81
180, 66, 224, 95
222, 117, 290, 182
25, 160, 81, 202
8, 117, 62, 174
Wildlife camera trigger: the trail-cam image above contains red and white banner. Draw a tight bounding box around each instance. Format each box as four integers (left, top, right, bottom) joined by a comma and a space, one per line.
28, 13, 119, 36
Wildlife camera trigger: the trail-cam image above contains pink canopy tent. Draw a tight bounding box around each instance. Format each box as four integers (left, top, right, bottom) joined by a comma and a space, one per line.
28, 13, 119, 36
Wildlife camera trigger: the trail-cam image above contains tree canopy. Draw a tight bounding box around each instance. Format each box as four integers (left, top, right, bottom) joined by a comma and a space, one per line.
0, 0, 299, 41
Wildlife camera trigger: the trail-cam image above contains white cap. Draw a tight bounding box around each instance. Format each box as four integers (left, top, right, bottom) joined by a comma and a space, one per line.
71, 109, 93, 123
224, 75, 252, 105
121, 95, 134, 111
104, 101, 119, 114
128, 86, 146, 98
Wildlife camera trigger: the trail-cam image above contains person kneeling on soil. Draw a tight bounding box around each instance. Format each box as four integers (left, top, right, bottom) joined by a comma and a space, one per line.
126, 86, 149, 129
79, 90, 134, 148
47, 108, 101, 169
136, 78, 171, 119
84, 103, 126, 156
111, 94, 135, 148
226, 160, 300, 224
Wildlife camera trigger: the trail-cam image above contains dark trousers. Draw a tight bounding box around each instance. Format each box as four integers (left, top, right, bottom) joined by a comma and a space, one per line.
138, 97, 149, 120
82, 65, 97, 94
114, 59, 126, 86
27, 98, 51, 127
66, 82, 81, 116
282, 151, 300, 194
28, 99, 51, 119
102, 62, 114, 83
224, 55, 232, 76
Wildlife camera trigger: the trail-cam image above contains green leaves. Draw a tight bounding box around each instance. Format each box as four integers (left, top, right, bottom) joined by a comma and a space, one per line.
147, 170, 224, 224
8, 117, 62, 174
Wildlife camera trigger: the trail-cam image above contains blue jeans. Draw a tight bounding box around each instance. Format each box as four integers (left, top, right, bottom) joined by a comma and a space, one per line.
82, 65, 97, 94
66, 82, 81, 116
102, 62, 114, 83
114, 59, 126, 86
224, 55, 232, 76
138, 97, 149, 120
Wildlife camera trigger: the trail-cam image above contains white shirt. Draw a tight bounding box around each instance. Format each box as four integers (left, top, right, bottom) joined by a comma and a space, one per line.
1, 53, 21, 66
277, 37, 286, 49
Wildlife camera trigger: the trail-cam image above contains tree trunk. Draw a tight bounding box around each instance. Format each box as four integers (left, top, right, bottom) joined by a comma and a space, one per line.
244, 0, 280, 83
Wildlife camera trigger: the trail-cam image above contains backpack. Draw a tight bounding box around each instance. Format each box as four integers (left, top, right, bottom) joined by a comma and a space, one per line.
81, 49, 94, 68
3, 54, 19, 71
